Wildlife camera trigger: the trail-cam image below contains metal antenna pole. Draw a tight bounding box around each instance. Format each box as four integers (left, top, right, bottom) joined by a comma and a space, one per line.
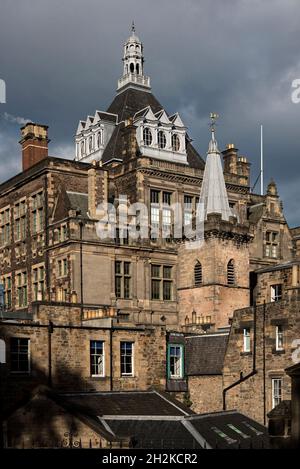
260, 124, 264, 195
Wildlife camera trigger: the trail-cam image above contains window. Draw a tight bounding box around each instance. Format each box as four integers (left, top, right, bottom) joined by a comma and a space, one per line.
162, 192, 172, 237
150, 190, 173, 239
16, 271, 27, 307
10, 338, 30, 373
1, 275, 12, 309
0, 339, 5, 364
151, 265, 173, 300
265, 231, 279, 258
243, 328, 251, 353
120, 342, 133, 376
227, 259, 235, 285
90, 340, 104, 377
194, 261, 202, 286
171, 134, 180, 152
31, 192, 44, 234
158, 131, 166, 149
115, 261, 131, 299
143, 127, 152, 146
60, 224, 68, 242
81, 140, 85, 156
271, 284, 282, 302
272, 378, 282, 409
0, 207, 11, 246
168, 344, 184, 379
97, 130, 102, 148
58, 258, 68, 278
276, 325, 284, 351
184, 195, 199, 229
14, 200, 26, 241
32, 265, 45, 301
89, 135, 93, 152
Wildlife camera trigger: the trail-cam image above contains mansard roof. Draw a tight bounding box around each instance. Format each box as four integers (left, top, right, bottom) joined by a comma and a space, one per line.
104, 87, 204, 168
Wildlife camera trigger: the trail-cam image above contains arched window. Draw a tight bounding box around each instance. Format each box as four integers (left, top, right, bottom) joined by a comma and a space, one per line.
143, 127, 152, 146
158, 131, 167, 149
171, 134, 180, 152
81, 140, 85, 156
97, 130, 102, 148
130, 62, 134, 73
227, 259, 235, 285
136, 63, 140, 74
89, 136, 93, 152
194, 261, 202, 286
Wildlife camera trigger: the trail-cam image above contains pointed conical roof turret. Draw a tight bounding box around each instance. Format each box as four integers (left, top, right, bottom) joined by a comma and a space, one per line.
199, 115, 235, 221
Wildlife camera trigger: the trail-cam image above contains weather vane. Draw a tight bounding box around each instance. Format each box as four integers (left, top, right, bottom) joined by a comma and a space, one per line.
131, 21, 135, 34
210, 112, 219, 131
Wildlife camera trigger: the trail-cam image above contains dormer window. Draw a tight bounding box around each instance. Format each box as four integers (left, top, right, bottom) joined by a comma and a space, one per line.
158, 131, 166, 149
89, 136, 93, 152
81, 140, 85, 156
172, 134, 180, 152
97, 130, 102, 148
143, 127, 152, 146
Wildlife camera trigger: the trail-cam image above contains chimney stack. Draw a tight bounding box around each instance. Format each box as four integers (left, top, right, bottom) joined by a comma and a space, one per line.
20, 123, 49, 171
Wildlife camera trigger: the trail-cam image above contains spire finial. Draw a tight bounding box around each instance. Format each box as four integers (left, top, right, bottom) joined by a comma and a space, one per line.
131, 21, 135, 34
208, 113, 220, 153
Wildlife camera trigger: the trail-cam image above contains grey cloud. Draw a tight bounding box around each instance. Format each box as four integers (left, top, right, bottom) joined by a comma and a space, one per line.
0, 0, 300, 225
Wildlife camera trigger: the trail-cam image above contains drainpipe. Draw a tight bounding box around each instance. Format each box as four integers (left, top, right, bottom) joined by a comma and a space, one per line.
48, 320, 54, 387
79, 220, 84, 320
263, 301, 266, 425
223, 303, 257, 411
110, 326, 113, 391
44, 175, 50, 300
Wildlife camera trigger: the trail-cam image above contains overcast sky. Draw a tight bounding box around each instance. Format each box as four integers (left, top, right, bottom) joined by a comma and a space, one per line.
0, 0, 300, 226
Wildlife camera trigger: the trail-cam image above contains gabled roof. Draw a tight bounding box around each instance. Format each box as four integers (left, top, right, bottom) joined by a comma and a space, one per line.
185, 333, 229, 375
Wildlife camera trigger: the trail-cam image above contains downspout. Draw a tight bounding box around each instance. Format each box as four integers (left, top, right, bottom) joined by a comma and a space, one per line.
48, 320, 54, 387
110, 327, 113, 391
223, 303, 257, 411
44, 175, 50, 300
79, 220, 84, 320
263, 301, 266, 425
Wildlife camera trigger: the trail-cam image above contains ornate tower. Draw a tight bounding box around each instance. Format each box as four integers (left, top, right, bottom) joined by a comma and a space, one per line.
178, 115, 252, 331
117, 22, 151, 92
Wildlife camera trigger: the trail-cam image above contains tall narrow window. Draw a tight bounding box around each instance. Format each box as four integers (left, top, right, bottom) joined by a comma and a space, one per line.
271, 284, 282, 302
10, 338, 30, 373
243, 328, 251, 353
31, 191, 44, 234
171, 134, 180, 152
16, 271, 27, 307
158, 131, 166, 149
120, 342, 134, 376
184, 195, 193, 227
143, 127, 152, 146
168, 344, 184, 379
2, 275, 12, 309
0, 207, 11, 246
151, 265, 173, 300
265, 231, 279, 258
162, 192, 172, 238
97, 130, 102, 148
272, 378, 282, 408
115, 261, 131, 299
90, 340, 104, 377
32, 265, 45, 301
227, 259, 235, 285
14, 200, 26, 241
276, 325, 284, 351
194, 261, 202, 286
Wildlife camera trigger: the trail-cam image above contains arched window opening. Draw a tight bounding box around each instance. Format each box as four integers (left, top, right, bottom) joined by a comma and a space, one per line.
158, 131, 167, 149
89, 136, 93, 152
143, 127, 152, 146
194, 262, 202, 286
97, 131, 102, 148
227, 259, 235, 285
172, 134, 180, 152
130, 63, 135, 73
81, 140, 85, 156
136, 63, 140, 74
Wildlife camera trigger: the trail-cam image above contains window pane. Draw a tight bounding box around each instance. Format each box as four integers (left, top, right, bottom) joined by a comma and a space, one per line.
151, 279, 160, 300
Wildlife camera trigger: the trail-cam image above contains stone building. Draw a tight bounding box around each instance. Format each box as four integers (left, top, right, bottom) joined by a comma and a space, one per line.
0, 25, 299, 445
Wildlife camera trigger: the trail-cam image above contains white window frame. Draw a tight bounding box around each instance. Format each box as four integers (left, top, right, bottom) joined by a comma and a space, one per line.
120, 341, 134, 377
169, 344, 183, 379
90, 340, 105, 378
243, 328, 251, 353
271, 284, 282, 302
272, 378, 282, 409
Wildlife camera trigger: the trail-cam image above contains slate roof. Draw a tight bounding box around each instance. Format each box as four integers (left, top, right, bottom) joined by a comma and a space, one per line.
62, 390, 193, 417
66, 191, 88, 216
103, 87, 204, 169
248, 203, 264, 223
185, 333, 229, 375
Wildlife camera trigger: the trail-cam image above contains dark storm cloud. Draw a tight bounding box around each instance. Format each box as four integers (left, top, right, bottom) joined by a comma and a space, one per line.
1, 0, 300, 224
